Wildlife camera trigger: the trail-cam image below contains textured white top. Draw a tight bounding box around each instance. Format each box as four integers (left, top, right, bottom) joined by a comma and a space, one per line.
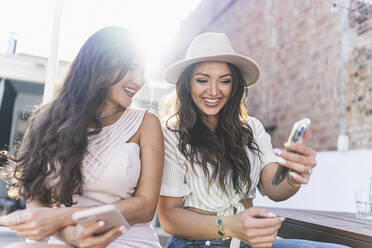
76, 107, 146, 205
48, 107, 161, 248
160, 117, 280, 216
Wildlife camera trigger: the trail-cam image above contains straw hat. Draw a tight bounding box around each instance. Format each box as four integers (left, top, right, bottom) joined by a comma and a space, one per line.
163, 32, 261, 87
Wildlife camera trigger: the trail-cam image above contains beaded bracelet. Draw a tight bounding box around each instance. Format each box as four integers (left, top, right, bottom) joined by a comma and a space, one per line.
216, 217, 225, 238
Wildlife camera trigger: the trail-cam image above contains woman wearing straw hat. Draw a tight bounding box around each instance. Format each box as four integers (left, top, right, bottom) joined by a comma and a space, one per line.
157, 33, 348, 248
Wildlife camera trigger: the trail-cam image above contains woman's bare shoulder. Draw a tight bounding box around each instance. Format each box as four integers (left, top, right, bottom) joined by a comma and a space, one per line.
140, 111, 162, 137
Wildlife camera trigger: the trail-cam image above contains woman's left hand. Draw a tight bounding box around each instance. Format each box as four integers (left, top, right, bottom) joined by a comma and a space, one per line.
0, 207, 68, 241
274, 142, 317, 185
72, 221, 124, 248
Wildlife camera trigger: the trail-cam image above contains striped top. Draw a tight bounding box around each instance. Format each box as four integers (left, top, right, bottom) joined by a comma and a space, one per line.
160, 117, 280, 217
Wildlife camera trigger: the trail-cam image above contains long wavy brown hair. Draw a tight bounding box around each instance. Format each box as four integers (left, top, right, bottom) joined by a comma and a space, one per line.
0, 27, 137, 206
167, 62, 262, 198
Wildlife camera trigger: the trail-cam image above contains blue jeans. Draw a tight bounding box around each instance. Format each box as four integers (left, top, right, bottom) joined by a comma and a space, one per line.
166, 235, 350, 248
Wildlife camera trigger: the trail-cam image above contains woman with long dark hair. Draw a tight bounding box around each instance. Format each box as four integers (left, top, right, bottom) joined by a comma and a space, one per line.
157, 33, 348, 248
0, 26, 164, 248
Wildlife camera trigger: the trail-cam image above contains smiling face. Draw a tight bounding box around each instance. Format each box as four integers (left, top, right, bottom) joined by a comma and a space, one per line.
190, 61, 233, 125
103, 56, 145, 114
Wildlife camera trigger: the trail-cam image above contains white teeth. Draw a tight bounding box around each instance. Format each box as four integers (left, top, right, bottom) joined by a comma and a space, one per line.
123, 87, 136, 94
204, 98, 219, 103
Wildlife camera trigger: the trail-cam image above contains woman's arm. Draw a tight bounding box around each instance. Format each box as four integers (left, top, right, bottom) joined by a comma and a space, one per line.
5, 221, 124, 248
27, 201, 81, 230
0, 200, 85, 242
259, 162, 301, 201
157, 196, 225, 239
260, 142, 317, 202
113, 112, 164, 224
157, 196, 283, 247
27, 201, 90, 244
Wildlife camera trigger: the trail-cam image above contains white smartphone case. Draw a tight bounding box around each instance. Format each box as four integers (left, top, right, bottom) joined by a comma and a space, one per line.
72, 204, 130, 235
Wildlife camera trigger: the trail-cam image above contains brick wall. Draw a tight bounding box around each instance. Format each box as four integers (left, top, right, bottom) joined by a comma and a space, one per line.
169, 0, 372, 151
344, 0, 372, 149
345, 42, 372, 149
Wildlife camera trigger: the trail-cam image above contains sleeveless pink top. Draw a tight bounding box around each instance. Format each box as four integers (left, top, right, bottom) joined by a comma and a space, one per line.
48, 107, 161, 248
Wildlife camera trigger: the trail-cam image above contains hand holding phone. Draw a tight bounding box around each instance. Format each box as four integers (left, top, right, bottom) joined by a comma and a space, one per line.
73, 221, 124, 248
72, 205, 130, 236
271, 118, 311, 186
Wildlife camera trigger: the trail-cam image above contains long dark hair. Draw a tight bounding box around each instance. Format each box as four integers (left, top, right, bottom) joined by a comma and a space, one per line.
167, 62, 261, 198
0, 27, 137, 206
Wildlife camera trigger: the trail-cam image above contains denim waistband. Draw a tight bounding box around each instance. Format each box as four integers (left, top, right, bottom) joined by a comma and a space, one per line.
167, 235, 244, 248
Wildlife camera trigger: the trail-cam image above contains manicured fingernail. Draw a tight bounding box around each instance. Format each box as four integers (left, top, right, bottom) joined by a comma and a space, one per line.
267, 212, 277, 217
119, 226, 125, 234
289, 171, 299, 179
98, 220, 105, 227
273, 148, 282, 155
283, 142, 291, 149
280, 217, 286, 222
277, 157, 286, 165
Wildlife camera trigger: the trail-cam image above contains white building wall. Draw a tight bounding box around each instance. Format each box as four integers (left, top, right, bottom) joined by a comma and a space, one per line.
254, 150, 372, 213
9, 93, 42, 151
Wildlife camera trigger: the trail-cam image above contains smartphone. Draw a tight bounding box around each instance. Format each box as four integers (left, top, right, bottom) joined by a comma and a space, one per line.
72, 204, 130, 236
271, 118, 311, 186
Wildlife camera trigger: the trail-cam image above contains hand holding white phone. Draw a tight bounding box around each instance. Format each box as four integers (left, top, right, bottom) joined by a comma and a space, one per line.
271, 118, 311, 186
72, 205, 130, 236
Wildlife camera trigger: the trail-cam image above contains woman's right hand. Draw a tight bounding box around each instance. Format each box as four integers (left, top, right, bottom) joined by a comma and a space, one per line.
71, 221, 124, 248
0, 207, 68, 241
225, 207, 283, 248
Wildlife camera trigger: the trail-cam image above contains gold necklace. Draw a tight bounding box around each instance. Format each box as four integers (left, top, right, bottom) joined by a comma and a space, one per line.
99, 106, 125, 119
